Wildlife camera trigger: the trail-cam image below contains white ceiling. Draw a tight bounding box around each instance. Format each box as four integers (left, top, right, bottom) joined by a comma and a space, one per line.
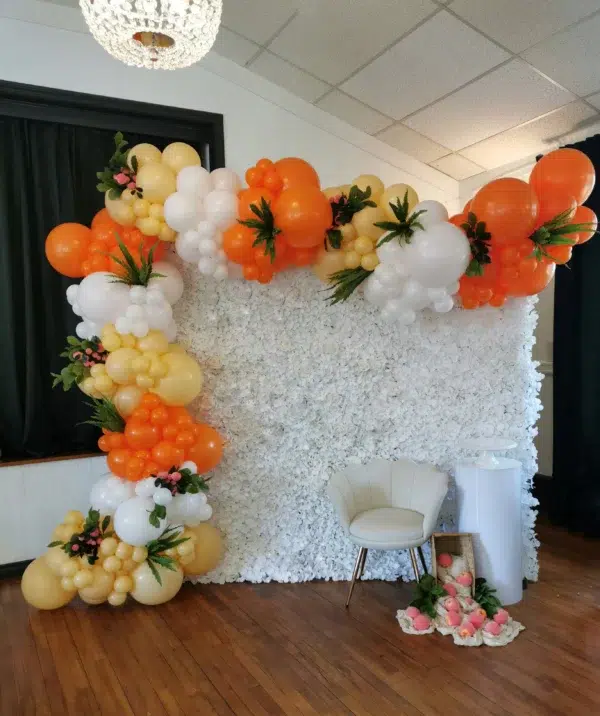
41, 0, 600, 180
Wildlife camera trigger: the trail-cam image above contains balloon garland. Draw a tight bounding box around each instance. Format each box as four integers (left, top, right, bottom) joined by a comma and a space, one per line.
23, 133, 597, 610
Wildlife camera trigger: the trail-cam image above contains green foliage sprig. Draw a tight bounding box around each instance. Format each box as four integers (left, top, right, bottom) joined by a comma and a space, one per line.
96, 132, 141, 200
325, 267, 372, 304
48, 509, 112, 565
409, 574, 445, 618
145, 525, 189, 585
109, 239, 163, 286
238, 197, 281, 262
84, 397, 125, 434
462, 212, 492, 277
51, 336, 107, 391
375, 190, 426, 247
528, 208, 597, 262
327, 185, 377, 249
474, 577, 503, 618
148, 466, 210, 527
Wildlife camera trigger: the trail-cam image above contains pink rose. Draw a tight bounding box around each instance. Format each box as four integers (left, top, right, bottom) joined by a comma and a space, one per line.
85, 348, 92, 355
127, 181, 136, 190
170, 472, 182, 482
71, 544, 80, 552
90, 529, 99, 537
113, 172, 129, 185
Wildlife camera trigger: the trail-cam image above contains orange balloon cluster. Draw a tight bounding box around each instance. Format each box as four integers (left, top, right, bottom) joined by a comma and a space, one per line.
223, 157, 332, 284
45, 209, 165, 279
99, 393, 224, 481
455, 148, 597, 309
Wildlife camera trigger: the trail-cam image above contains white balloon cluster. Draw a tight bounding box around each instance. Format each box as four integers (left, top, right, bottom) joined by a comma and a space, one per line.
92, 461, 213, 547
364, 201, 470, 324
66, 261, 184, 341
168, 165, 241, 281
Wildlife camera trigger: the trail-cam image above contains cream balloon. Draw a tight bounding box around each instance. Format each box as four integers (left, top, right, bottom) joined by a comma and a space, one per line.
351, 174, 384, 200
313, 248, 347, 283
162, 143, 201, 174
137, 330, 170, 354
44, 545, 70, 575
136, 216, 162, 237
182, 523, 224, 576
127, 143, 162, 170
136, 162, 177, 204
105, 192, 136, 227
78, 565, 115, 605
151, 352, 203, 405
351, 205, 386, 241
130, 561, 184, 605
381, 184, 419, 219
322, 186, 341, 200
105, 347, 140, 385
113, 384, 144, 417
21, 557, 76, 610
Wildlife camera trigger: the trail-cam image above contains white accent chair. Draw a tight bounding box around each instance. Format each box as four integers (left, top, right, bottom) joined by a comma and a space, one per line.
327, 458, 448, 607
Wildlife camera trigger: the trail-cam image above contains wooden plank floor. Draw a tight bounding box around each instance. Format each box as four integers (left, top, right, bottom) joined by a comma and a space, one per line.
1, 523, 599, 716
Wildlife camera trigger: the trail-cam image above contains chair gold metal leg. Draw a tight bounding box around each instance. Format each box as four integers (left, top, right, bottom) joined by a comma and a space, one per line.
417, 545, 428, 575
346, 547, 366, 608
409, 548, 420, 582
359, 548, 368, 578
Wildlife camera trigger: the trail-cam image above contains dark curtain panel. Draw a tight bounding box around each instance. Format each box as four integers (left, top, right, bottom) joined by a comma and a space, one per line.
551, 134, 600, 536
0, 120, 169, 459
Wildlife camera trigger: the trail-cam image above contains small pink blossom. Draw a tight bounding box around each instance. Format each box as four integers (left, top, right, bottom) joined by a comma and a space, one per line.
96, 537, 103, 544
170, 472, 181, 482
97, 344, 104, 352
114, 172, 129, 185
85, 348, 92, 355
71, 544, 80, 552
87, 539, 96, 546
72, 351, 82, 358
92, 352, 101, 360
127, 181, 136, 190
90, 529, 99, 537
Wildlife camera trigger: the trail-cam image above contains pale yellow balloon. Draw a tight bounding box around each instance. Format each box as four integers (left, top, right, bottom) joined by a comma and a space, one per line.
108, 591, 128, 607
176, 541, 194, 557
95, 374, 116, 396
60, 561, 79, 578
136, 162, 177, 204
113, 575, 133, 593
159, 224, 177, 243
381, 183, 419, 219
105, 192, 136, 227
61, 576, 75, 591
102, 556, 122, 573
113, 385, 144, 417
149, 203, 165, 220
133, 198, 150, 218
130, 561, 184, 605
351, 174, 384, 201
322, 186, 341, 199
168, 343, 187, 354
79, 376, 102, 399
131, 546, 148, 563
44, 546, 70, 575
136, 374, 155, 390
90, 363, 106, 378
121, 189, 137, 204
99, 536, 118, 557
339, 223, 357, 244
73, 570, 94, 589
313, 248, 347, 284
131, 355, 150, 374
127, 143, 162, 170
101, 331, 122, 352
138, 330, 169, 354
151, 352, 203, 406
78, 565, 115, 604
105, 347, 140, 385
182, 524, 224, 576
121, 334, 137, 348
162, 142, 201, 174
136, 216, 162, 236
121, 558, 137, 573
351, 205, 386, 241
115, 542, 133, 561
21, 558, 76, 610
52, 523, 76, 543
339, 184, 351, 195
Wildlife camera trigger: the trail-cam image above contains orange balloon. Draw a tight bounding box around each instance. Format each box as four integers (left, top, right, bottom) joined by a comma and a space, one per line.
140, 393, 162, 409
243, 264, 260, 281
274, 186, 333, 249
573, 205, 598, 244
130, 407, 151, 422
187, 425, 224, 473
98, 435, 111, 452
45, 223, 91, 277
509, 260, 555, 297
288, 246, 319, 267
530, 148, 595, 206
223, 225, 256, 265
162, 424, 179, 440
264, 170, 284, 194
125, 457, 146, 482
534, 187, 577, 227
106, 432, 127, 450
448, 213, 467, 228
150, 406, 170, 426
274, 158, 320, 191
256, 158, 274, 171
107, 448, 132, 478
544, 244, 573, 265
92, 208, 119, 232
175, 430, 196, 448
245, 166, 264, 188
471, 179, 539, 245
238, 188, 274, 222
152, 441, 180, 470
124, 420, 161, 450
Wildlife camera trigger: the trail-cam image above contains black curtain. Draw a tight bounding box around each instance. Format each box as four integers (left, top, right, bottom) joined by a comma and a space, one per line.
0, 120, 193, 459
551, 134, 600, 536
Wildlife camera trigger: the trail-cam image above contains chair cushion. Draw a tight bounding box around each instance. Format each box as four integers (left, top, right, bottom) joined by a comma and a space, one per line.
348, 507, 424, 548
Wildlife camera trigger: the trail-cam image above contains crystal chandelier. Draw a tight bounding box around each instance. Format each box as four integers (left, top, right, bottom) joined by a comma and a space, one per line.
80, 0, 223, 71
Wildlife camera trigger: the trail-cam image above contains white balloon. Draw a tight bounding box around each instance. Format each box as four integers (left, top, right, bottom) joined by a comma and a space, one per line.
413, 200, 449, 229
114, 497, 164, 546
376, 238, 405, 265
90, 476, 135, 516
71, 301, 83, 317
131, 320, 149, 338
147, 302, 173, 330
146, 288, 165, 306
180, 461, 197, 472
168, 492, 209, 526
432, 295, 454, 313
163, 192, 200, 233
176, 230, 202, 263
382, 299, 416, 325
76, 320, 101, 340
402, 279, 430, 310
153, 487, 173, 506
198, 238, 217, 256
115, 316, 132, 335
204, 190, 238, 230
148, 262, 184, 305
135, 477, 157, 499
66, 284, 78, 305
213, 264, 229, 281
163, 321, 177, 342
196, 219, 219, 241
198, 256, 217, 275
374, 263, 402, 288
211, 168, 241, 193
76, 272, 130, 324
403, 223, 470, 288
129, 286, 147, 305
446, 281, 460, 296
126, 304, 146, 321
363, 276, 391, 307
176, 165, 211, 198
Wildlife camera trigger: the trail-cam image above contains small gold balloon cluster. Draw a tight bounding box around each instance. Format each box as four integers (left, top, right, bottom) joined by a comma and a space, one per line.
314, 175, 420, 284
105, 141, 202, 242
21, 510, 224, 610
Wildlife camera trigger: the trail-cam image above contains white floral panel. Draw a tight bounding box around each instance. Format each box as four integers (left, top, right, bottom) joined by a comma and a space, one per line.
175, 265, 541, 584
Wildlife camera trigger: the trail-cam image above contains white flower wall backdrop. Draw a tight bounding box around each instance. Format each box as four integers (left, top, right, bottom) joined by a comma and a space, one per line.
175, 267, 541, 584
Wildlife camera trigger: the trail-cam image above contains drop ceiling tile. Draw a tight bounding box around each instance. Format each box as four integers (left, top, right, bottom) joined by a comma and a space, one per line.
522, 13, 600, 96
341, 11, 510, 120
268, 0, 437, 85
316, 91, 394, 134
460, 101, 598, 169
405, 60, 575, 151
249, 51, 330, 103
377, 123, 450, 163
429, 154, 484, 180
449, 0, 600, 53
221, 0, 299, 44
212, 27, 259, 65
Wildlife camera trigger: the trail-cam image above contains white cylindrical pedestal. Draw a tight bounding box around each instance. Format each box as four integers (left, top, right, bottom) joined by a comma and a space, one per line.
455, 457, 523, 605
